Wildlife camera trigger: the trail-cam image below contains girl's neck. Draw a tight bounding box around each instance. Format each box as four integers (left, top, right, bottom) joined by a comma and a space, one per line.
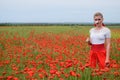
95, 26, 103, 30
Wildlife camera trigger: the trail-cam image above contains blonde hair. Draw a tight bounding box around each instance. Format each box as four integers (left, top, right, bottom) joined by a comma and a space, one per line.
94, 12, 103, 18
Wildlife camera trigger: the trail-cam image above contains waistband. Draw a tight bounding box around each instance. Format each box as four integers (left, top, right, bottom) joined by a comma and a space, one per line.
91, 44, 105, 51
92, 44, 104, 46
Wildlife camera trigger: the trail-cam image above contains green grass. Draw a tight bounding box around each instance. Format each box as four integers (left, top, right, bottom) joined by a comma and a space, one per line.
1, 25, 120, 38
0, 25, 120, 80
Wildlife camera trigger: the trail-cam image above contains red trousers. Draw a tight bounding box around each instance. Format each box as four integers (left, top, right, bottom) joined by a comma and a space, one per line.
89, 44, 106, 69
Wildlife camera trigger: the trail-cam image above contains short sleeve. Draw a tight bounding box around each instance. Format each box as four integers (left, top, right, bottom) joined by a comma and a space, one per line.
105, 28, 111, 38
89, 28, 94, 34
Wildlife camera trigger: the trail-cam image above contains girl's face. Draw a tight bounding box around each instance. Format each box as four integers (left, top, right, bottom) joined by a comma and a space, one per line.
94, 16, 103, 27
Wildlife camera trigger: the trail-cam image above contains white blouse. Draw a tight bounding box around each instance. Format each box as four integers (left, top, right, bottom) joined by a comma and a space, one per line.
89, 27, 111, 44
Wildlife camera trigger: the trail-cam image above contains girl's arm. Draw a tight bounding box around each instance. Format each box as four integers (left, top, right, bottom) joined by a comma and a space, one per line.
105, 38, 111, 67
86, 37, 92, 45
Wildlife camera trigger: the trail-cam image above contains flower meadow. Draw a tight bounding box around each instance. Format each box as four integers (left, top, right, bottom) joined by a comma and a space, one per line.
0, 26, 120, 80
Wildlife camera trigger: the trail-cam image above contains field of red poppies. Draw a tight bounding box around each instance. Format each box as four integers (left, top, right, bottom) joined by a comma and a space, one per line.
0, 26, 120, 80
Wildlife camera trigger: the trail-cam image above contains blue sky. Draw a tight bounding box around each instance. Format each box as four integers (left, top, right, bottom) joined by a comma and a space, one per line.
0, 0, 120, 23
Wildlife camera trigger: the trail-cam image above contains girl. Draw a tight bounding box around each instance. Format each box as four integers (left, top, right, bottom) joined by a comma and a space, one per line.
86, 12, 111, 69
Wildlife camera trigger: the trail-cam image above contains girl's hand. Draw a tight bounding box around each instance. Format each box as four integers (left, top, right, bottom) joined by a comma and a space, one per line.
105, 59, 110, 67
86, 38, 92, 45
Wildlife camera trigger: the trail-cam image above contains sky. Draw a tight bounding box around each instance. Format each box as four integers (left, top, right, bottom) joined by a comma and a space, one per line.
0, 0, 120, 23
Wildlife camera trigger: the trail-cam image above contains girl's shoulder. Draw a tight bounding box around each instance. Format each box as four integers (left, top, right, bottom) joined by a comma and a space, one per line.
89, 27, 95, 32
102, 27, 111, 32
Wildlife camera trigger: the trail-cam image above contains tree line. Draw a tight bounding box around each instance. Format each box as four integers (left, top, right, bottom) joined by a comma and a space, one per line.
0, 23, 120, 26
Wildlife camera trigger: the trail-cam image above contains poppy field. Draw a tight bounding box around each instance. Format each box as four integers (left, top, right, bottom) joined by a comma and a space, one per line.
0, 26, 120, 80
